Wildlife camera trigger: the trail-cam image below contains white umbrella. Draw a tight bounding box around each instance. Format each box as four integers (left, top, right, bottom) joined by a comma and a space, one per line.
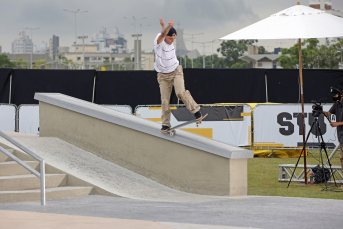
220, 3, 343, 185
221, 5, 343, 40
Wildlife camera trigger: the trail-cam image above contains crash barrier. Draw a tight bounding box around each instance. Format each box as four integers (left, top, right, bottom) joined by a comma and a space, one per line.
15, 105, 132, 134
18, 105, 39, 134
253, 104, 339, 151
135, 104, 252, 147
278, 164, 343, 183
0, 104, 17, 132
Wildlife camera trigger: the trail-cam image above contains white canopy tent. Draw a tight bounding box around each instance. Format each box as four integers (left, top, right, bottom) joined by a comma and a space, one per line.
220, 3, 343, 185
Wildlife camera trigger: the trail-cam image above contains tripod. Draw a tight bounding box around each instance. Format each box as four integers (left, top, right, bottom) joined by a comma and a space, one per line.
287, 114, 337, 190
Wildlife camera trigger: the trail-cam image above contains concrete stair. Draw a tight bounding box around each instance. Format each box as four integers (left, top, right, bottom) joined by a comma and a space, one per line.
0, 143, 94, 203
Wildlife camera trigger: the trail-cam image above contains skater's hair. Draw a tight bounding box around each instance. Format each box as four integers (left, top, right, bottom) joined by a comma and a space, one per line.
167, 27, 177, 37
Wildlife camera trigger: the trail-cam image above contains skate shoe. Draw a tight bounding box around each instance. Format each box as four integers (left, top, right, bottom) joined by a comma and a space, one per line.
160, 125, 170, 133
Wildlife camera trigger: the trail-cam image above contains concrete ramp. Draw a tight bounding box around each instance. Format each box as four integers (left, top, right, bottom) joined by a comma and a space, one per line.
35, 93, 254, 196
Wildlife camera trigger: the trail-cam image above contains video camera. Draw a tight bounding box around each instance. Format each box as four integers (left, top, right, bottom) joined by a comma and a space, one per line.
311, 100, 323, 118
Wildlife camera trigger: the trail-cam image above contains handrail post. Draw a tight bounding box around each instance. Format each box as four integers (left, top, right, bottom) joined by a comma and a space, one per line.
40, 160, 46, 205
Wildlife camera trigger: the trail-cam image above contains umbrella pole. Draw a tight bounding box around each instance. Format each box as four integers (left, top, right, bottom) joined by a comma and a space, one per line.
299, 38, 308, 184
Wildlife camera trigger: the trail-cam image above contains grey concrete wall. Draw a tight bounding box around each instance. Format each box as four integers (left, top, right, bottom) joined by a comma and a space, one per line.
36, 93, 253, 196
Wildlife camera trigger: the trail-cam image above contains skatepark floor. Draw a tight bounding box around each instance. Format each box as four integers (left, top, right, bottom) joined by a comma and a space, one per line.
0, 194, 342, 229
0, 132, 342, 228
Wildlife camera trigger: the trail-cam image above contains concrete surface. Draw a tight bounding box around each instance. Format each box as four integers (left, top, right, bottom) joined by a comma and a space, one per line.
0, 136, 233, 203
0, 195, 341, 229
35, 93, 253, 196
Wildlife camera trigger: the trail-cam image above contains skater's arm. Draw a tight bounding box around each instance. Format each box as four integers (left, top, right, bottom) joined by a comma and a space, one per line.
157, 18, 174, 44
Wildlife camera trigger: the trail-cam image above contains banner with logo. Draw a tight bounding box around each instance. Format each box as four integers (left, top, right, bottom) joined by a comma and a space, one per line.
253, 104, 338, 149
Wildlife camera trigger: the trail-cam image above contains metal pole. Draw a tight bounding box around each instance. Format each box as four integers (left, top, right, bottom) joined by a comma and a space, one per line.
92, 76, 96, 103
265, 74, 268, 102
31, 30, 33, 69
75, 12, 77, 69
82, 36, 85, 69
40, 160, 46, 206
9, 74, 12, 104
299, 38, 307, 184
203, 43, 205, 68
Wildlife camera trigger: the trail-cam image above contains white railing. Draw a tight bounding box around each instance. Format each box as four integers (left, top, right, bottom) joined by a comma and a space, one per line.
0, 131, 45, 205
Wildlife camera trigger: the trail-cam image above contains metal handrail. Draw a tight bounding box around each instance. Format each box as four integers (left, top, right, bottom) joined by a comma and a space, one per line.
0, 131, 45, 205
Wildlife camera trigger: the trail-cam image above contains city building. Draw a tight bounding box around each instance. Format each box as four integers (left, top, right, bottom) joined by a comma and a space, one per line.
57, 46, 69, 55
49, 35, 59, 60
309, 0, 343, 44
63, 42, 154, 70
34, 41, 49, 54
11, 31, 33, 54
90, 27, 129, 53
0, 46, 2, 54
274, 48, 282, 54
240, 45, 282, 68
175, 27, 201, 59
175, 28, 188, 57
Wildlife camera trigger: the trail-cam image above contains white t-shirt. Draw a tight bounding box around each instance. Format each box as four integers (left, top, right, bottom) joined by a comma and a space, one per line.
153, 33, 179, 73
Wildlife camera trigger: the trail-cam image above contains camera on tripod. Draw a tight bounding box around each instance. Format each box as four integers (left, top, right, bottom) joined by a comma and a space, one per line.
311, 100, 323, 118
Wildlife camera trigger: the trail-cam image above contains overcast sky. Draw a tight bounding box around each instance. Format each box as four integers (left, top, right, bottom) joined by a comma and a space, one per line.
1, 0, 343, 54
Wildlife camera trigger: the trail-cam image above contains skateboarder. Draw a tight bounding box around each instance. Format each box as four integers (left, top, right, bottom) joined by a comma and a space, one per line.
154, 17, 202, 133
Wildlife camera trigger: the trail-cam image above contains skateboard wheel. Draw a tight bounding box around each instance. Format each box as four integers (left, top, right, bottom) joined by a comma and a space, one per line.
170, 131, 175, 136
196, 124, 199, 127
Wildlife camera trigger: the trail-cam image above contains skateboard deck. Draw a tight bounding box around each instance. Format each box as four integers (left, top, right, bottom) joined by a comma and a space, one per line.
165, 114, 208, 136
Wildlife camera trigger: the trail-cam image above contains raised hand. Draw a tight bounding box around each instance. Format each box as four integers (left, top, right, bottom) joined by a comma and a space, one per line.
168, 21, 174, 28
160, 17, 165, 27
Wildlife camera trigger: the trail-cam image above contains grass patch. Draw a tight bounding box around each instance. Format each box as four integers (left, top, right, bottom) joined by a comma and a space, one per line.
248, 149, 343, 199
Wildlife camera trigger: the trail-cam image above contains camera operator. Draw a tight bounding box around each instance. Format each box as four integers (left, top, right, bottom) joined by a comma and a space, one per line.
323, 86, 343, 179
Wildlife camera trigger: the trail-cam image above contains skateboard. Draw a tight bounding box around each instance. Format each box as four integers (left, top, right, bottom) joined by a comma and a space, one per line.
166, 114, 208, 136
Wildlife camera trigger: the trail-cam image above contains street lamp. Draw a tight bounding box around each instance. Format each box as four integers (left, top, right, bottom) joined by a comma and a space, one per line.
24, 27, 40, 69
77, 35, 88, 69
184, 32, 204, 68
193, 41, 210, 68
63, 9, 88, 69
124, 16, 146, 70
210, 39, 219, 68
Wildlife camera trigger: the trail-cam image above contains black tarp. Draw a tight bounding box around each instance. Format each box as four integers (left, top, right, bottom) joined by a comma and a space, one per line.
11, 69, 96, 106
266, 69, 343, 103
95, 68, 267, 110
95, 71, 160, 110
182, 68, 266, 104
0, 69, 12, 104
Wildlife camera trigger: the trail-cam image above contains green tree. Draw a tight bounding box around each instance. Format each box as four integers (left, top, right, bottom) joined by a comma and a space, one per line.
217, 39, 257, 68
34, 59, 49, 69
258, 46, 266, 54
231, 62, 248, 68
279, 38, 341, 69
0, 54, 16, 68
14, 57, 29, 69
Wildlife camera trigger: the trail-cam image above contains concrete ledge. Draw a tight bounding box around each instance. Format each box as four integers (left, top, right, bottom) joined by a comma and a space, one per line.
35, 93, 254, 196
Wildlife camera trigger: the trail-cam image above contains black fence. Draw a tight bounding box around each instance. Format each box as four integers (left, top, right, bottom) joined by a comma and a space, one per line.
1, 68, 343, 110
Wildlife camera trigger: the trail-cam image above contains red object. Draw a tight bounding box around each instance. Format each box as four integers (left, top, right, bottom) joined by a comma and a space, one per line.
309, 172, 314, 184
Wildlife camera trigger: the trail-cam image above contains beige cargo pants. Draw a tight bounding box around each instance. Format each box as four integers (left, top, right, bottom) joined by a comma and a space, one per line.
157, 65, 200, 127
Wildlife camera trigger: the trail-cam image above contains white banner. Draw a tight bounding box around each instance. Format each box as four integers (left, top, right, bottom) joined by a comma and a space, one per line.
18, 105, 39, 134
0, 104, 16, 132
254, 104, 338, 149
135, 105, 252, 146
